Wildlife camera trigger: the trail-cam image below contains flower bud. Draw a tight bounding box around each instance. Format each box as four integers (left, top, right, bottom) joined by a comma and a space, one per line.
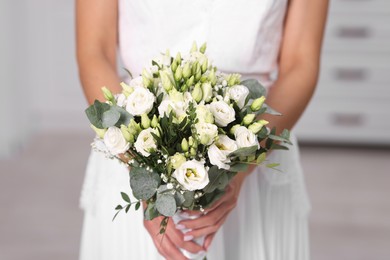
250, 96, 266, 111
192, 61, 199, 75
243, 114, 256, 125
91, 125, 107, 139
230, 124, 241, 135
174, 66, 183, 81
199, 135, 210, 146
208, 69, 217, 86
201, 59, 208, 73
142, 69, 153, 88
199, 42, 207, 54
195, 68, 202, 82
151, 115, 159, 128
201, 82, 213, 102
191, 83, 203, 103
188, 136, 194, 147
141, 114, 151, 129
160, 70, 174, 91
171, 60, 178, 73
175, 52, 182, 65
226, 73, 241, 87
183, 63, 191, 79
190, 147, 197, 156
120, 82, 134, 97
120, 125, 132, 142
170, 153, 186, 169
181, 138, 189, 152
190, 41, 198, 53
101, 87, 114, 101
248, 120, 267, 134
205, 112, 214, 124
186, 75, 195, 87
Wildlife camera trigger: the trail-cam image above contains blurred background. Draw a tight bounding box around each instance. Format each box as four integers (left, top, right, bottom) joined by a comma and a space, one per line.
1, 0, 389, 260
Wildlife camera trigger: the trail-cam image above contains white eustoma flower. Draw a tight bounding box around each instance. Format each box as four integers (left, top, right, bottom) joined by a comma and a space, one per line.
134, 128, 158, 157
234, 126, 260, 149
209, 101, 236, 127
126, 87, 155, 116
195, 104, 214, 123
173, 159, 209, 191
103, 127, 130, 155
208, 135, 238, 170
227, 85, 249, 109
195, 122, 218, 145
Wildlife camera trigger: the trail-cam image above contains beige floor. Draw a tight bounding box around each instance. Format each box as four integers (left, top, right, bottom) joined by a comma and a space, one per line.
0, 132, 389, 260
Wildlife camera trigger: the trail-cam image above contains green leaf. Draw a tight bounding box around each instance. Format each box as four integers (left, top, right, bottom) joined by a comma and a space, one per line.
115, 205, 123, 210
229, 163, 249, 172
264, 104, 282, 116
174, 192, 186, 207
125, 204, 131, 213
121, 192, 131, 203
102, 109, 121, 128
85, 100, 111, 129
135, 201, 141, 211
240, 79, 267, 100
229, 145, 259, 157
203, 166, 229, 193
130, 167, 161, 200
266, 163, 280, 169
156, 193, 177, 217
268, 134, 292, 145
112, 106, 133, 127
256, 153, 267, 164
144, 202, 159, 220
182, 191, 195, 208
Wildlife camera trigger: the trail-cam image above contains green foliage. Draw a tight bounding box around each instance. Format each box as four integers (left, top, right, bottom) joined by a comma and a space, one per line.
156, 193, 177, 217
129, 167, 161, 200
241, 79, 267, 100
85, 100, 132, 129
203, 166, 229, 193
85, 100, 111, 129
229, 145, 259, 157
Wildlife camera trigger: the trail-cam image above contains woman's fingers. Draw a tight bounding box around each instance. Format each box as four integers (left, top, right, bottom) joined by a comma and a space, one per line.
165, 219, 205, 254
185, 209, 229, 239
154, 235, 187, 260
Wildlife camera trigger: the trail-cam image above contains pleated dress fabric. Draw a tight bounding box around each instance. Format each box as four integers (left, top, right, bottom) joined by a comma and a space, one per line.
79, 0, 311, 259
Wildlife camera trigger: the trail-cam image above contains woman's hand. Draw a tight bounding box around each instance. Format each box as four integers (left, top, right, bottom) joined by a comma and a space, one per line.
178, 168, 252, 251
143, 215, 206, 259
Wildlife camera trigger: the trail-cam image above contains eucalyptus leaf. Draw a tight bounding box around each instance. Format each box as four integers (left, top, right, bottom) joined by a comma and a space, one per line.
85, 100, 111, 129
121, 192, 131, 203
144, 202, 159, 220
264, 104, 282, 116
241, 79, 267, 100
174, 192, 186, 207
256, 153, 267, 164
111, 106, 133, 127
182, 191, 195, 208
229, 163, 249, 173
156, 193, 177, 217
229, 145, 259, 157
203, 166, 229, 193
268, 134, 292, 144
130, 167, 160, 200
102, 109, 121, 128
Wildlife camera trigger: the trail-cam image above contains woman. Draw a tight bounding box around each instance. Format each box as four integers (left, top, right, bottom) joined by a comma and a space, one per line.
76, 0, 328, 259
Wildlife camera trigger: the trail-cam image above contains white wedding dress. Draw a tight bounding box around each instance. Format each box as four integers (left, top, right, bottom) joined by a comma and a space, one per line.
80, 0, 311, 259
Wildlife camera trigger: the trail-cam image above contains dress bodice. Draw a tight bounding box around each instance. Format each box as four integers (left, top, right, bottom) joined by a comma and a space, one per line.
118, 0, 288, 87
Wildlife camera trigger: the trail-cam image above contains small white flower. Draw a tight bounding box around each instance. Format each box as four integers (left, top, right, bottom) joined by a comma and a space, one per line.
234, 126, 260, 149
195, 104, 214, 123
103, 127, 130, 155
126, 87, 155, 116
209, 101, 236, 127
208, 135, 238, 170
226, 85, 249, 109
173, 160, 209, 191
134, 128, 158, 157
195, 122, 218, 145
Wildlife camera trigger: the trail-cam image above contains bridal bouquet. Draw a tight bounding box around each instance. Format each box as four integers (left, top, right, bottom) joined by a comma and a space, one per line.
85, 43, 291, 234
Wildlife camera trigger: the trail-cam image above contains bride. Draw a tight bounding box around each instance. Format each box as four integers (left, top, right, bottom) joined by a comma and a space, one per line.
76, 0, 328, 259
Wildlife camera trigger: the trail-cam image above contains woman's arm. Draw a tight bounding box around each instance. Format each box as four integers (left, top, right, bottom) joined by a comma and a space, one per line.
263, 0, 329, 133
180, 0, 329, 250
76, 0, 121, 104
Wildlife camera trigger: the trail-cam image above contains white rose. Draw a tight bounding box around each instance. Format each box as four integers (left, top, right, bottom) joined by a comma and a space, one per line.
173, 160, 209, 191
208, 135, 238, 170
126, 87, 155, 116
195, 122, 218, 145
134, 128, 158, 157
196, 104, 214, 123
103, 127, 130, 155
209, 101, 236, 127
234, 126, 260, 149
227, 85, 249, 109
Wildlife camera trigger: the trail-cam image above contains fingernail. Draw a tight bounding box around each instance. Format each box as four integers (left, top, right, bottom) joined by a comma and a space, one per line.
198, 250, 206, 254
176, 224, 185, 230
184, 235, 194, 241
